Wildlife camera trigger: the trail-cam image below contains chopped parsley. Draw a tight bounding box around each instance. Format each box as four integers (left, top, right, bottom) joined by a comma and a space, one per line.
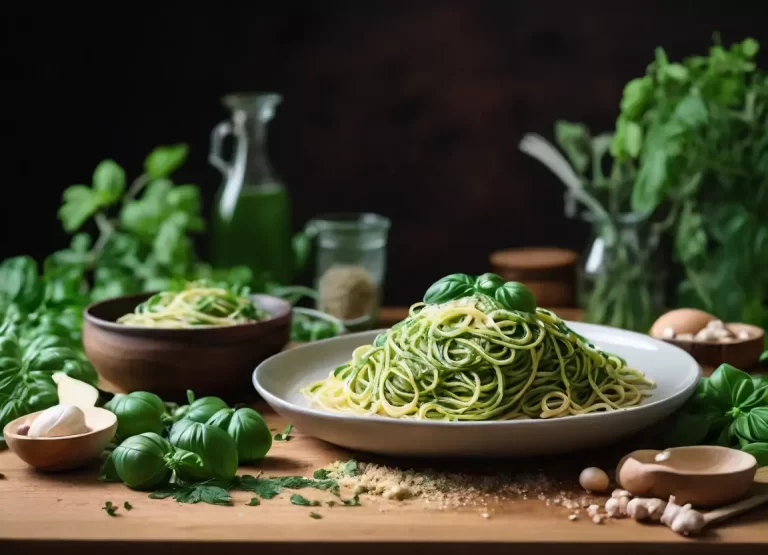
273, 423, 293, 441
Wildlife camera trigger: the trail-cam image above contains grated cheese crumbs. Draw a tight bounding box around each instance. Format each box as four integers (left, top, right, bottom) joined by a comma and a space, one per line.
322, 460, 596, 511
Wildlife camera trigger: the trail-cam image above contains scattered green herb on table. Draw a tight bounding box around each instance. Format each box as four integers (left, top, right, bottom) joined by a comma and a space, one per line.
274, 423, 293, 441
309, 512, 322, 519
341, 494, 361, 506
246, 497, 261, 506
123, 501, 133, 511
290, 493, 321, 507
342, 459, 359, 476
665, 363, 768, 465
102, 501, 118, 516
149, 481, 233, 506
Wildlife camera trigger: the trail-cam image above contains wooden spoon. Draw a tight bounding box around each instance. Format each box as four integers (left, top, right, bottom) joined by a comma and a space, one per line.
616, 446, 758, 507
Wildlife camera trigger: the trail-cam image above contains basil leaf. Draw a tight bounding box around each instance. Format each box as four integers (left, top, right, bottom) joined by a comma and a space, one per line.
742, 442, 768, 467
144, 144, 189, 179
739, 383, 768, 411
290, 493, 320, 507
664, 411, 724, 447
423, 274, 474, 305
474, 273, 505, 295
494, 282, 537, 313
92, 160, 126, 206
732, 378, 756, 409
746, 408, 768, 443
708, 364, 752, 408
58, 185, 101, 232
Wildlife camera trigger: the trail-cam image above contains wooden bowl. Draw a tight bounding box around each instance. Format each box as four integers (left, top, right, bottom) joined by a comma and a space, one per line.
616, 446, 758, 507
3, 407, 117, 471
83, 292, 292, 401
661, 323, 765, 370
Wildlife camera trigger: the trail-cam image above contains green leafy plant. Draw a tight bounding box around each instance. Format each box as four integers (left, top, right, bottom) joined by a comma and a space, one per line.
273, 423, 293, 441
612, 35, 768, 336
665, 364, 768, 465
423, 273, 537, 313
0, 333, 98, 433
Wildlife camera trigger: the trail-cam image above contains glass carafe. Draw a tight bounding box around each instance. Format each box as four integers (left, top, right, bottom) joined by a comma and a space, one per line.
209, 92, 294, 290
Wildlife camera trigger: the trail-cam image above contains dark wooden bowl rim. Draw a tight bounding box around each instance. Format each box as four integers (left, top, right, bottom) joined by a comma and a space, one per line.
83, 291, 292, 340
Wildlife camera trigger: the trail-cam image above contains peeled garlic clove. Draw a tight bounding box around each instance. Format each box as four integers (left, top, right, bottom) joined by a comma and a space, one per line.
27, 404, 89, 438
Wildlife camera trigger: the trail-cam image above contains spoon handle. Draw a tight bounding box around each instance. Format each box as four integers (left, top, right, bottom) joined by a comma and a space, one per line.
702, 492, 768, 527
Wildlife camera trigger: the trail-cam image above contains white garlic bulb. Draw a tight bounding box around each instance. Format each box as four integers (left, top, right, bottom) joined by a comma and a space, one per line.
27, 404, 89, 438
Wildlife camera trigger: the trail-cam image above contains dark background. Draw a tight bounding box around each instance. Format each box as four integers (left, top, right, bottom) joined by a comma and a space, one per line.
3, 1, 767, 306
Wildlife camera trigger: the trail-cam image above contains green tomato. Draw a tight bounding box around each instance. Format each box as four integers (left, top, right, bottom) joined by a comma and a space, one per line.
104, 391, 166, 440
169, 419, 238, 480
494, 281, 537, 313
474, 273, 505, 295
207, 407, 272, 463
185, 395, 229, 423
111, 432, 173, 490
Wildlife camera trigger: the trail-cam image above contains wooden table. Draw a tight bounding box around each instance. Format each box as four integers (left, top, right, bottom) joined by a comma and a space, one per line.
2, 308, 767, 555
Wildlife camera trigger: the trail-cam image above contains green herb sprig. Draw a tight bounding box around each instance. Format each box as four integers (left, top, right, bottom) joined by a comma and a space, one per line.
273, 424, 293, 441
665, 363, 768, 465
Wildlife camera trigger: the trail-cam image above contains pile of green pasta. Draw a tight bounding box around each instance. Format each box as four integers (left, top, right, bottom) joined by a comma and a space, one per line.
303, 273, 655, 421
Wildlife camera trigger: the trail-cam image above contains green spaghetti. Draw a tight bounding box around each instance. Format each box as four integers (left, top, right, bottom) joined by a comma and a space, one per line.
117, 280, 269, 328
302, 273, 655, 420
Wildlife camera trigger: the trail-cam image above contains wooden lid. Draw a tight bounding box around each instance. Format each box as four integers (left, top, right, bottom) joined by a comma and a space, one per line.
489, 248, 579, 270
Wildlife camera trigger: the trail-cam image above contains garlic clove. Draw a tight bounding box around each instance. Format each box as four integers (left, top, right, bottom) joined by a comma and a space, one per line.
52, 373, 99, 409
27, 404, 89, 438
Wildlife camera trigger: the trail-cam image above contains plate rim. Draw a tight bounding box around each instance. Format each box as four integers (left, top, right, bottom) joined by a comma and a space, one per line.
253, 321, 701, 428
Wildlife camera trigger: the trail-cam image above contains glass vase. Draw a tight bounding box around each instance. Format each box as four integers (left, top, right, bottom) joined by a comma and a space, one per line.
576, 216, 666, 333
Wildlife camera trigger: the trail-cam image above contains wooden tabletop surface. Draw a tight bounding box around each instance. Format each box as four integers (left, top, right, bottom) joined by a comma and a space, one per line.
1, 307, 767, 555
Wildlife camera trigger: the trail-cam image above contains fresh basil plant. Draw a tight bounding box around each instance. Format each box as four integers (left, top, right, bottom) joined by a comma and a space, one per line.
665, 363, 768, 466
422, 272, 538, 313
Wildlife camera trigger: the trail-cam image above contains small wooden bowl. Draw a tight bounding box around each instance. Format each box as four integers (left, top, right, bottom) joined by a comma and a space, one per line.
83, 292, 292, 401
616, 446, 758, 507
661, 323, 764, 370
3, 407, 117, 471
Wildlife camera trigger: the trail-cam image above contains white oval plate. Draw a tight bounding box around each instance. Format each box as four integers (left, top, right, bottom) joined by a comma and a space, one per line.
253, 322, 700, 457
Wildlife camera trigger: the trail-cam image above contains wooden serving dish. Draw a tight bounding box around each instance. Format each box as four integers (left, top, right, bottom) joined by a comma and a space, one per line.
83, 292, 292, 401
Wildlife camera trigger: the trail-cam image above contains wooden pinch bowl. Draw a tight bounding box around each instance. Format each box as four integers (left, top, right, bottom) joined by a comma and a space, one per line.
661, 323, 765, 370
2, 407, 117, 471
83, 292, 292, 401
616, 446, 758, 507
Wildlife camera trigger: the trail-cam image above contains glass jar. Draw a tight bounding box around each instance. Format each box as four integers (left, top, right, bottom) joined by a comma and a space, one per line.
208, 92, 295, 291
305, 213, 391, 331
576, 215, 666, 333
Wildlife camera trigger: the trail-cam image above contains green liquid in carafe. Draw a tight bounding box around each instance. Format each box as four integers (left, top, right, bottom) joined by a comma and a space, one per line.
210, 183, 294, 289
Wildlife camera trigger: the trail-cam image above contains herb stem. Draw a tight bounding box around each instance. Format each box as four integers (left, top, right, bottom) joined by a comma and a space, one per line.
123, 174, 151, 204
89, 212, 116, 268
